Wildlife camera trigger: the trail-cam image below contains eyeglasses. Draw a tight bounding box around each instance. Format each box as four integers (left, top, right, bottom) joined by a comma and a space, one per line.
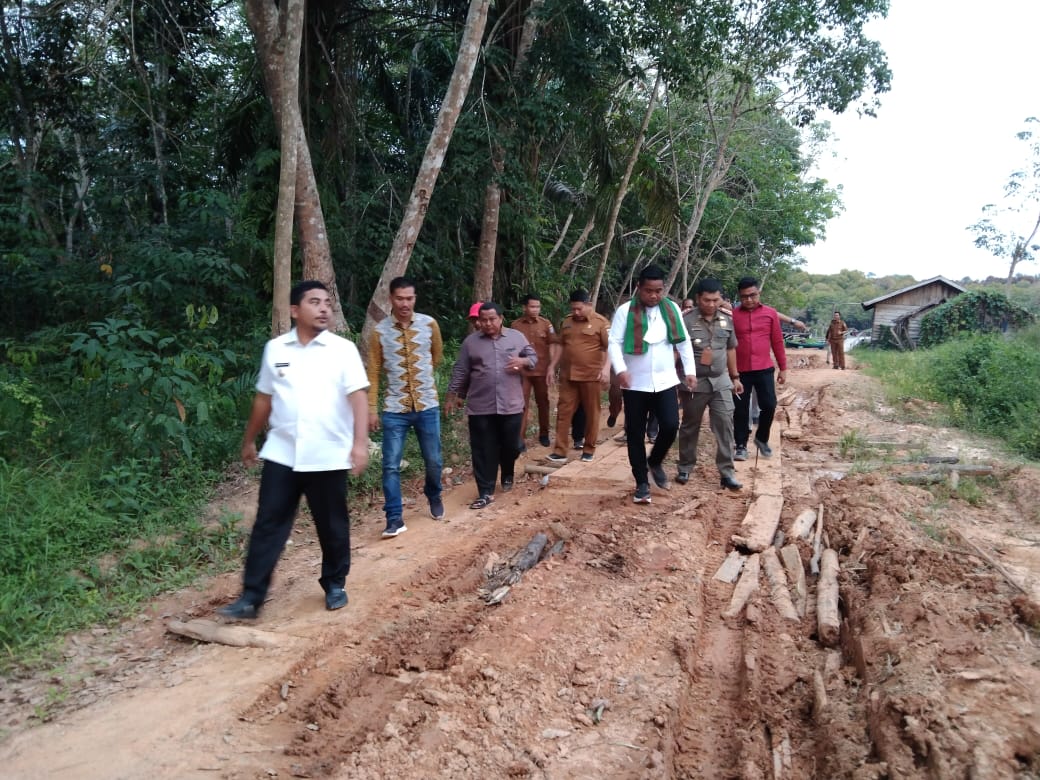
738, 292, 759, 300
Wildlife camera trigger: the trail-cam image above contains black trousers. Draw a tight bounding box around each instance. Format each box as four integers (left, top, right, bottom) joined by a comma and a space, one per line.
622, 388, 680, 484
734, 367, 777, 448
242, 461, 351, 605
468, 413, 523, 496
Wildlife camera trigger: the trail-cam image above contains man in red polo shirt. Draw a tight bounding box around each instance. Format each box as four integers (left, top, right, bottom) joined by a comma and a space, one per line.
731, 277, 787, 460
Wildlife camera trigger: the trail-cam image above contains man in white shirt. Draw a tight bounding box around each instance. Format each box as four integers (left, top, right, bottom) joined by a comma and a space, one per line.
608, 265, 697, 504
218, 281, 370, 619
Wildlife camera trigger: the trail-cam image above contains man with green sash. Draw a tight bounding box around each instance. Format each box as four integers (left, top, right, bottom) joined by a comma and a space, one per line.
607, 265, 697, 504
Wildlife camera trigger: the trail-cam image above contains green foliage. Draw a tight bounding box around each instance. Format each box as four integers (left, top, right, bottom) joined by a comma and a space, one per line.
0, 458, 244, 667
858, 324, 1040, 460
918, 290, 1034, 347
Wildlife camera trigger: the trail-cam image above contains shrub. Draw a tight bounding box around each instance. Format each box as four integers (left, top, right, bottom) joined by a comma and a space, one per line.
918, 290, 1034, 347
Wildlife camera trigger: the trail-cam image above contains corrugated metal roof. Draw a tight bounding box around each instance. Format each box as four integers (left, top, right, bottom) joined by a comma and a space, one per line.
861, 276, 967, 310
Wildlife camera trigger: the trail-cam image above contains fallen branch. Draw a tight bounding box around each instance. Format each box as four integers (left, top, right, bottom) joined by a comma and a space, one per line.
949, 529, 1027, 594
524, 463, 561, 475
167, 619, 286, 648
817, 549, 840, 647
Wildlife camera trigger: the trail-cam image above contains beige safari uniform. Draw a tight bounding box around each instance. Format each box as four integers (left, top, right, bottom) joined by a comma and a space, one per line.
677, 310, 738, 480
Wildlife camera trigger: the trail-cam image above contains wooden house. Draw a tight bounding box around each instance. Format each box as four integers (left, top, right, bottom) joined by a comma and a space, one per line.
861, 276, 967, 347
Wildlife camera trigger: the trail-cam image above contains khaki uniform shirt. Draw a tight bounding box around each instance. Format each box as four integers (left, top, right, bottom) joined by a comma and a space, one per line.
510, 315, 555, 377
684, 310, 737, 393
556, 312, 610, 382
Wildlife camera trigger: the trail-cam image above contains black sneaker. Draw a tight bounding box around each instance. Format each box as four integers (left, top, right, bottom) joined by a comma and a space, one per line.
675, 470, 690, 485
539, 435, 551, 447
720, 475, 743, 491
572, 438, 585, 450
429, 497, 445, 520
649, 463, 670, 490
580, 453, 593, 462
546, 453, 568, 463
325, 587, 348, 610
754, 439, 773, 458
633, 483, 652, 504
734, 446, 749, 461
382, 517, 407, 538
217, 596, 259, 620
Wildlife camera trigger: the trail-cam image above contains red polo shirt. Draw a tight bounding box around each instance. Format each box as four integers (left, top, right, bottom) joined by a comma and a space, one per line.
732, 304, 787, 372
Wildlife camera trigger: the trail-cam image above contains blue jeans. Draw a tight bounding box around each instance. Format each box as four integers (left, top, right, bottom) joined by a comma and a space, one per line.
381, 408, 443, 520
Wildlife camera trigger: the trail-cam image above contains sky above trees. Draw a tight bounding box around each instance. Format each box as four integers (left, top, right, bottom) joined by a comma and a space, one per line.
800, 0, 1040, 283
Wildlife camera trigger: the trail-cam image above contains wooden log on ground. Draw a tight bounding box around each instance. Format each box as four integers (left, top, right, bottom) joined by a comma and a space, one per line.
812, 669, 828, 723
723, 553, 760, 619
524, 463, 562, 475
713, 550, 746, 583
167, 619, 286, 648
761, 547, 800, 622
731, 495, 784, 552
780, 544, 807, 617
817, 548, 841, 647
508, 532, 549, 583
788, 508, 817, 540
949, 529, 1027, 594
810, 505, 825, 575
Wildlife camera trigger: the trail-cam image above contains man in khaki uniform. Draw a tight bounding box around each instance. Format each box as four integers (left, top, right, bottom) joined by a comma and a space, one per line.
546, 290, 610, 462
511, 294, 558, 448
676, 278, 744, 491
825, 311, 849, 369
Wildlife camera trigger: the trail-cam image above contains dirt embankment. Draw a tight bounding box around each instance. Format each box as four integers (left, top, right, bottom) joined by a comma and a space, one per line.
2, 360, 1039, 779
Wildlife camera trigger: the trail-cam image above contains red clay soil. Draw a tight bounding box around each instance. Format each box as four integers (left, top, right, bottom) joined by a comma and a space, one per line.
2, 357, 1038, 779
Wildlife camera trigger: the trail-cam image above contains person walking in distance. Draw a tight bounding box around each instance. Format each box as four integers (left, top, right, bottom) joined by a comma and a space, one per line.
608, 265, 697, 504
367, 276, 445, 539
510, 293, 558, 449
825, 311, 849, 370
731, 277, 788, 461
546, 289, 611, 463
218, 281, 369, 620
676, 278, 743, 491
445, 303, 537, 510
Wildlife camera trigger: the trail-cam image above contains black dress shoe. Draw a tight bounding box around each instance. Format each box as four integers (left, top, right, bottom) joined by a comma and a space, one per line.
217, 596, 259, 620
649, 463, 671, 490
325, 587, 348, 611
720, 476, 743, 491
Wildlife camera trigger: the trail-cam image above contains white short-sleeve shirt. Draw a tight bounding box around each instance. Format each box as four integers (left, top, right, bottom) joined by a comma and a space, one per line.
608, 301, 695, 392
256, 328, 369, 471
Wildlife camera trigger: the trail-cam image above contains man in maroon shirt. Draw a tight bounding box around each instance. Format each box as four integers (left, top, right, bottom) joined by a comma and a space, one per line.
445, 303, 537, 509
731, 277, 787, 460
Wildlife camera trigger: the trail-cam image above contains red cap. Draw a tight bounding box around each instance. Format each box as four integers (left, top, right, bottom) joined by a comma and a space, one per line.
468, 302, 482, 319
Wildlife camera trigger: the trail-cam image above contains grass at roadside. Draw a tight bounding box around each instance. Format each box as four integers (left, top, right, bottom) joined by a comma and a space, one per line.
0, 457, 244, 670
853, 324, 1040, 461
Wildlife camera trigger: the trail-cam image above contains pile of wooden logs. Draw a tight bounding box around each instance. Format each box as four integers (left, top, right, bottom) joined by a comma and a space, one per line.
715, 501, 840, 648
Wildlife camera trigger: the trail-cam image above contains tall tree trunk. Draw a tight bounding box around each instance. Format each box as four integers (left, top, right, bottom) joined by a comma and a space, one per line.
271, 0, 305, 336
1008, 210, 1040, 286
0, 4, 59, 247
590, 72, 662, 306
472, 0, 544, 302
664, 82, 748, 295
360, 0, 491, 353
474, 151, 503, 302
244, 0, 345, 332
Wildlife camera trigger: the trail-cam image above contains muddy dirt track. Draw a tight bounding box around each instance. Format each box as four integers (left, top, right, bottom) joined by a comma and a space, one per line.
2, 359, 1039, 779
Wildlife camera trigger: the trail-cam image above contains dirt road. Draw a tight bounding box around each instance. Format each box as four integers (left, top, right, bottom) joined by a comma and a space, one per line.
2, 359, 1039, 778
